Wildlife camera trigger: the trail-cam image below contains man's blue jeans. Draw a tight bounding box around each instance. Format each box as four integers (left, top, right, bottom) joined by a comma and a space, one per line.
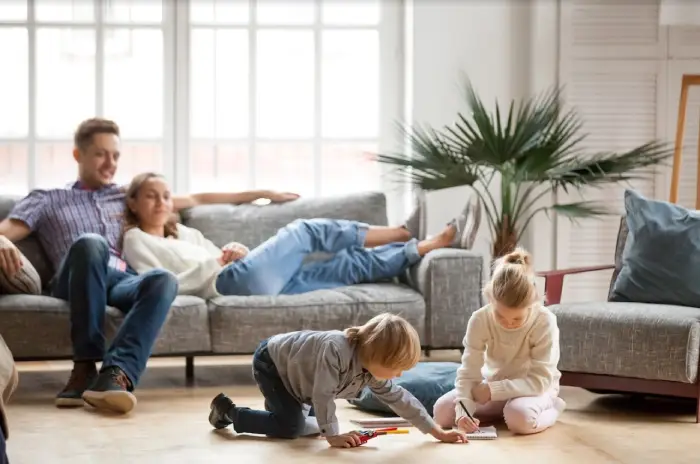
215, 219, 421, 296
51, 234, 178, 386
232, 339, 312, 438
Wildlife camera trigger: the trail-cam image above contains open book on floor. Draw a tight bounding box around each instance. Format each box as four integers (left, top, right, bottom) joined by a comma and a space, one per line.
463, 425, 498, 440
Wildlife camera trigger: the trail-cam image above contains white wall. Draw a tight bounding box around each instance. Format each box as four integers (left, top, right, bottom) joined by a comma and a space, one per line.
405, 0, 559, 276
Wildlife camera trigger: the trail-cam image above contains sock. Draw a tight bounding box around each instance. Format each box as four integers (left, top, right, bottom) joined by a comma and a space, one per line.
553, 397, 566, 413
301, 417, 320, 436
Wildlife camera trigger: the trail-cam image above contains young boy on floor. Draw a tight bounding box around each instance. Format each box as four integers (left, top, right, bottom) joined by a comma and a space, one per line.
433, 248, 566, 435
209, 313, 468, 448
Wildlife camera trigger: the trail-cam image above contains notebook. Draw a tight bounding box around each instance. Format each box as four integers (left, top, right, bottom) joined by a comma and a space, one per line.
350, 417, 412, 428
465, 426, 498, 440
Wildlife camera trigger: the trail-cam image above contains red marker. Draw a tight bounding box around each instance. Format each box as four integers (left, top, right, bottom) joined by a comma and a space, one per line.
356, 428, 409, 444
358, 430, 378, 444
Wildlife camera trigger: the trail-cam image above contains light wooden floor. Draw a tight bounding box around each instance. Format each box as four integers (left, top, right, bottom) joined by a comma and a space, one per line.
5, 352, 699, 464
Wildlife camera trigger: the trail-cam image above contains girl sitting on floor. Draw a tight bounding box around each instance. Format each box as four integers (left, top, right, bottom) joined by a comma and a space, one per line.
433, 248, 566, 435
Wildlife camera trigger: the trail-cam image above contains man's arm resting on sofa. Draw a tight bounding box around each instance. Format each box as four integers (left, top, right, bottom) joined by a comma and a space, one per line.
407, 248, 484, 349
0, 219, 30, 243
536, 265, 615, 305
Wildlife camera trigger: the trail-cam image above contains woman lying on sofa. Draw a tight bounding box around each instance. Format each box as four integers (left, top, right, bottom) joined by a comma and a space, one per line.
120, 172, 478, 298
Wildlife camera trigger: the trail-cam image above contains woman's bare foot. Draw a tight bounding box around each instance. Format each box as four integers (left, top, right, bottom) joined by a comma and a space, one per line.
416, 224, 456, 256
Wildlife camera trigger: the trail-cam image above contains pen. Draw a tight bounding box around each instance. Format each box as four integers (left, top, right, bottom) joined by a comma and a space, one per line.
459, 400, 481, 433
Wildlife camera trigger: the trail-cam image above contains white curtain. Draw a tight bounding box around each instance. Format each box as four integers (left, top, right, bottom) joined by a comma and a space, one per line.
659, 0, 700, 26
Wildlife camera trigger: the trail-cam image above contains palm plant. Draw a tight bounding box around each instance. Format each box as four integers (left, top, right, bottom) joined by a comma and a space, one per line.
375, 79, 673, 259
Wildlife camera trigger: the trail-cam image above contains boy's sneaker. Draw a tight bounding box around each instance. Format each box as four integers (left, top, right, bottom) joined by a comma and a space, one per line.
55, 361, 98, 408
209, 392, 236, 429
82, 366, 137, 414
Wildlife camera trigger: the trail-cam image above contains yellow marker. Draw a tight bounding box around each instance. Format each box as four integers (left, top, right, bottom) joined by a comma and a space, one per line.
382, 429, 409, 435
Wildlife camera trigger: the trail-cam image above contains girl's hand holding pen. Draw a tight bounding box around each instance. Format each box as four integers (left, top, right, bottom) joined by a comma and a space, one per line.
457, 416, 480, 433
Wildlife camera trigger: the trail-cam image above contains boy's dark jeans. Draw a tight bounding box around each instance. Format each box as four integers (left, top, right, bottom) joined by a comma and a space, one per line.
234, 339, 311, 439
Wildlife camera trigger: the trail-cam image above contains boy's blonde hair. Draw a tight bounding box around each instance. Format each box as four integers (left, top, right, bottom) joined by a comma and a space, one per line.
483, 247, 539, 308
345, 313, 421, 370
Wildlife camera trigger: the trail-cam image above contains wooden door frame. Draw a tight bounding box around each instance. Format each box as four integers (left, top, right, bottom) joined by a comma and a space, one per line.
669, 74, 700, 207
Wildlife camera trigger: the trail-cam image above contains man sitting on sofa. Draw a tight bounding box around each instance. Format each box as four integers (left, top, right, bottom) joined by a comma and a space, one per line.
0, 118, 299, 414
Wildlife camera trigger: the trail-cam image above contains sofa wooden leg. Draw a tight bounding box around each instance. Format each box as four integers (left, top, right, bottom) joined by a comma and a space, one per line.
696, 396, 700, 424
185, 356, 194, 386
423, 349, 431, 358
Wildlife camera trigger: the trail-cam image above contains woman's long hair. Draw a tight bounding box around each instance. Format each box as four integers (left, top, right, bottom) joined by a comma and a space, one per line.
119, 172, 179, 250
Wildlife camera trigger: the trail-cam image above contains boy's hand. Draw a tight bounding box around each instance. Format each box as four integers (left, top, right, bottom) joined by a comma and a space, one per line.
326, 432, 364, 448
431, 428, 468, 444
457, 416, 480, 433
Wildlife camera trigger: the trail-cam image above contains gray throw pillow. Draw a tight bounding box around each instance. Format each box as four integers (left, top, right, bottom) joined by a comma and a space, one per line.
0, 252, 42, 295
610, 189, 700, 307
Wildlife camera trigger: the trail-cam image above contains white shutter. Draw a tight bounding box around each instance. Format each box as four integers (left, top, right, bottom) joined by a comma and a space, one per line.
669, 27, 700, 59
666, 61, 700, 208
556, 61, 663, 302
557, 0, 665, 303
561, 0, 666, 60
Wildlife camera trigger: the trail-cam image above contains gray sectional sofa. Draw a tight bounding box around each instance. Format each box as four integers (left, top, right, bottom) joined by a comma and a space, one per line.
0, 191, 483, 379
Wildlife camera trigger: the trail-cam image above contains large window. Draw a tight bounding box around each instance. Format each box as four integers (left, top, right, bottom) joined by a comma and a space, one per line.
0, 0, 401, 198
0, 0, 167, 193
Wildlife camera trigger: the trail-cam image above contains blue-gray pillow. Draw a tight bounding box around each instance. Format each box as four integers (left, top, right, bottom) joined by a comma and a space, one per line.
610, 189, 700, 307
347, 362, 459, 416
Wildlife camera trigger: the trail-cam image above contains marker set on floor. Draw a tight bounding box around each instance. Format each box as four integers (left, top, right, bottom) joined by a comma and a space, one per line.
356, 427, 410, 444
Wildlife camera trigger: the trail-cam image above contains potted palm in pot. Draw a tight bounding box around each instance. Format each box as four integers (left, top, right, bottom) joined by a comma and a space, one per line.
375, 79, 672, 259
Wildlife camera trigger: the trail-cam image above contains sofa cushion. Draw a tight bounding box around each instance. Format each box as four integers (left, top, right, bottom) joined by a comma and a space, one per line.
610, 189, 700, 307
0, 295, 72, 358
551, 301, 700, 383
104, 295, 212, 355
208, 283, 425, 353
179, 191, 388, 249
347, 361, 459, 416
0, 295, 211, 358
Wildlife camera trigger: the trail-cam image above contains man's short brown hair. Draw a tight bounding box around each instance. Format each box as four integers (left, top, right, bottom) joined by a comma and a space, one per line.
74, 118, 120, 152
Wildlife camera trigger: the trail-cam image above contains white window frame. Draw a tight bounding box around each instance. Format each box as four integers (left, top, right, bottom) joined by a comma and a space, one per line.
172, 0, 405, 217
0, 0, 175, 190
1, 0, 405, 216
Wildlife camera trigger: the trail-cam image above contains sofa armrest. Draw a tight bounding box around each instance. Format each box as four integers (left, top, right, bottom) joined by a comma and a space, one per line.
407, 248, 484, 349
536, 265, 614, 305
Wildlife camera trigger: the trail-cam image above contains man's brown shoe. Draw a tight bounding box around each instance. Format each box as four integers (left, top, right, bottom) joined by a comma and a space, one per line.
55, 361, 97, 408
82, 366, 137, 414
